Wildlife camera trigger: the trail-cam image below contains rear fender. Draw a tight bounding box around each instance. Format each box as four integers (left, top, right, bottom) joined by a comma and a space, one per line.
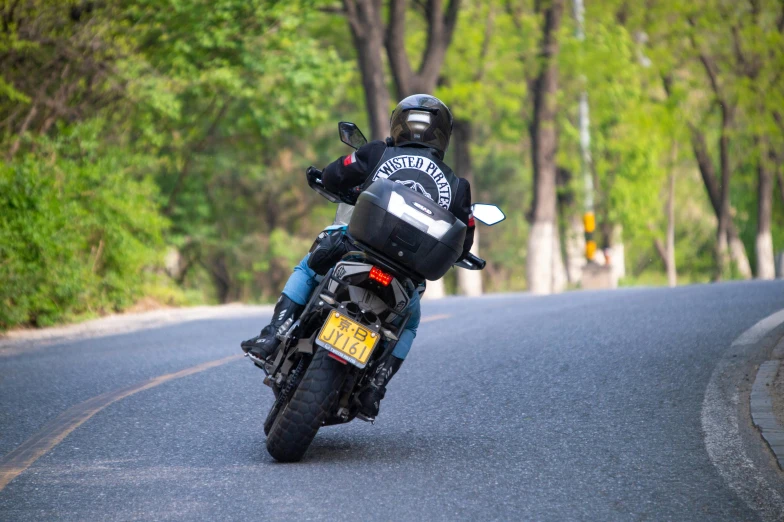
327, 261, 410, 314
296, 333, 317, 355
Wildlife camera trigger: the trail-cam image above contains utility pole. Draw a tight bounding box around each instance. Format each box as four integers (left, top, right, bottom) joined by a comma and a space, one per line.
573, 0, 617, 290
573, 0, 595, 263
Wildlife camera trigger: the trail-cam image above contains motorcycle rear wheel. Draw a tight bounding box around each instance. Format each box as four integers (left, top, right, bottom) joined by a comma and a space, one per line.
265, 348, 348, 462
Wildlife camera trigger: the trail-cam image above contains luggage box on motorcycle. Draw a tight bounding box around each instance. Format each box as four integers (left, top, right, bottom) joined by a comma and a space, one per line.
348, 178, 466, 281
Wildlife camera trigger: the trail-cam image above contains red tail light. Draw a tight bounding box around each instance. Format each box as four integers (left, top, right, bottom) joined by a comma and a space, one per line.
369, 266, 393, 286
327, 352, 348, 364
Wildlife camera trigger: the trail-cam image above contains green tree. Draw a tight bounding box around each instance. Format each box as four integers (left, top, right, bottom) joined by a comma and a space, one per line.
0, 122, 166, 327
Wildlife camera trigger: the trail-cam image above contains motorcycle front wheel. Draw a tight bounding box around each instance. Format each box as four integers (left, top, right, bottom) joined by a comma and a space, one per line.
265, 348, 348, 462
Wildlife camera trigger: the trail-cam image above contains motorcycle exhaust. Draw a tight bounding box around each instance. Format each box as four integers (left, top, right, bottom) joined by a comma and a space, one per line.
345, 302, 361, 319
338, 301, 381, 328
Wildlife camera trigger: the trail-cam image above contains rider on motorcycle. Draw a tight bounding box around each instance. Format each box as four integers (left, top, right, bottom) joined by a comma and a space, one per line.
241, 94, 475, 416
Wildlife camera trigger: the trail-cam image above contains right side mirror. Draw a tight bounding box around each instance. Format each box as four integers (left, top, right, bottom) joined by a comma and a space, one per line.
338, 122, 368, 150
472, 204, 506, 226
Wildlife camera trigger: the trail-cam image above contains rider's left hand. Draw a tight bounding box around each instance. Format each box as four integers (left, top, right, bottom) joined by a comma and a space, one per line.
306, 166, 323, 186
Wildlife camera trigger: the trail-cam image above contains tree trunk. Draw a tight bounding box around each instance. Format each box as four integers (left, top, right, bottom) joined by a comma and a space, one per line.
552, 222, 567, 292
206, 254, 232, 304
728, 229, 752, 279
691, 48, 739, 281
689, 126, 752, 279
527, 220, 554, 294
714, 106, 732, 281
385, 0, 461, 99
452, 119, 483, 296
774, 145, 784, 206
354, 38, 390, 140
666, 169, 677, 287
422, 280, 446, 300
526, 0, 564, 295
556, 168, 584, 286
564, 215, 585, 285
343, 0, 391, 140
777, 165, 784, 207
756, 139, 775, 279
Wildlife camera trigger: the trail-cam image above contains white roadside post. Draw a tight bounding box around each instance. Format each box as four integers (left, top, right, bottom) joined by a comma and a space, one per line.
573, 0, 596, 266
573, 0, 615, 289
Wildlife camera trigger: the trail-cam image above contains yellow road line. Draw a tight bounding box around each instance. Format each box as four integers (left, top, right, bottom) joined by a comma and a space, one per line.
420, 314, 450, 323
0, 313, 452, 491
0, 354, 241, 491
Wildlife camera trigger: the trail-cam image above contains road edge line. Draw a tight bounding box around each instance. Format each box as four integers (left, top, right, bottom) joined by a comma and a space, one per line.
0, 354, 242, 492
420, 313, 450, 324
0, 313, 451, 491
0, 305, 275, 355
751, 335, 784, 471
701, 308, 784, 521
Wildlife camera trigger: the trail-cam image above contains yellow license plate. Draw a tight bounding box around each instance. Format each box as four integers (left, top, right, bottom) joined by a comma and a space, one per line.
317, 311, 379, 366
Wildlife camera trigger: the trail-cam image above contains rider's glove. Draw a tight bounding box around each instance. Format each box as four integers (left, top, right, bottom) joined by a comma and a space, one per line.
306, 166, 323, 186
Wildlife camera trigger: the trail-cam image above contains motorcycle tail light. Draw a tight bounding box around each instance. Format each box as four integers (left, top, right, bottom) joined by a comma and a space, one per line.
327, 352, 348, 365
369, 266, 393, 286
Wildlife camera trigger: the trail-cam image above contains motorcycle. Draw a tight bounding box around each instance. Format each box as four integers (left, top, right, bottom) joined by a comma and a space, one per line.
247, 122, 505, 462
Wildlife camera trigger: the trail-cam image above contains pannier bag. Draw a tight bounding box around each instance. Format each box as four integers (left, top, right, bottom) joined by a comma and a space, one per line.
349, 178, 466, 281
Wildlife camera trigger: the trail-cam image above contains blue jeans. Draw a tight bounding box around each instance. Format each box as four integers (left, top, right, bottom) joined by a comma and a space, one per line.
282, 253, 421, 360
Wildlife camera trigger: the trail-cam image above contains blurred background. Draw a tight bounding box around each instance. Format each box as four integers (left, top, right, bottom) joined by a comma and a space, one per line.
1, 0, 782, 330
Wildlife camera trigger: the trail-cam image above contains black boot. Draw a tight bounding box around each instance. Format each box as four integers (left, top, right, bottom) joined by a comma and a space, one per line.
359, 356, 404, 417
241, 294, 304, 361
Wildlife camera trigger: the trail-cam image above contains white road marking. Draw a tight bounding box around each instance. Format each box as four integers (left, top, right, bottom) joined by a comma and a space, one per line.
734, 309, 784, 346
0, 304, 274, 355
0, 355, 242, 491
0, 313, 450, 490
420, 314, 450, 324
701, 308, 784, 521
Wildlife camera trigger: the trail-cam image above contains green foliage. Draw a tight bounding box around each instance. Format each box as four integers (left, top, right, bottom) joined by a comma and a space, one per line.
559, 8, 673, 251
121, 0, 348, 304
0, 0, 350, 327
2, 0, 783, 329
0, 123, 166, 328
439, 2, 529, 138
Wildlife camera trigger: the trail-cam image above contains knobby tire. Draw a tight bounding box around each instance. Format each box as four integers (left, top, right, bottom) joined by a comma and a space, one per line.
265, 348, 348, 462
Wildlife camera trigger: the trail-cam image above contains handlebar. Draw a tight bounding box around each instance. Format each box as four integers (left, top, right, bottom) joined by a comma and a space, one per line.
306, 166, 359, 205
455, 252, 486, 271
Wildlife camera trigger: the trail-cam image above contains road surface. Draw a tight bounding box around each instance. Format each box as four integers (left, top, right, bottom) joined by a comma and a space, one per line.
2, 281, 784, 521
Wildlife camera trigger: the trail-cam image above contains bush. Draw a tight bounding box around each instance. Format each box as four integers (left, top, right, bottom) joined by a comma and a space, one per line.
0, 127, 168, 329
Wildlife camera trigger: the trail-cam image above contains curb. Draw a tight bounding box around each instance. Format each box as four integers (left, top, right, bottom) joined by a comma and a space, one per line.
701, 308, 784, 521
0, 304, 273, 355
752, 337, 784, 471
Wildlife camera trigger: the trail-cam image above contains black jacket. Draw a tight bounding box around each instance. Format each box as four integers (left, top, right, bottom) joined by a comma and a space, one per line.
322, 139, 475, 260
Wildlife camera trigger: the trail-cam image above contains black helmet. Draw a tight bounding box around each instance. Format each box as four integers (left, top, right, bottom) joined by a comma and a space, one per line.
389, 94, 453, 159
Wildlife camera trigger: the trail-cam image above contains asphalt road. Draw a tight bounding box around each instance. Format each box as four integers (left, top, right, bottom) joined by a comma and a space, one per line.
2, 281, 784, 521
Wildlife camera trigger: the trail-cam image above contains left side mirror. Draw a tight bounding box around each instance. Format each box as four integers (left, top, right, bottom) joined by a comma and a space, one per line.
471, 204, 506, 226
339, 121, 368, 150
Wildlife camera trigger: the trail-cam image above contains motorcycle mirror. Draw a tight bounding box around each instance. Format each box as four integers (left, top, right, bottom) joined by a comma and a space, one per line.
471, 204, 506, 226
338, 122, 368, 150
